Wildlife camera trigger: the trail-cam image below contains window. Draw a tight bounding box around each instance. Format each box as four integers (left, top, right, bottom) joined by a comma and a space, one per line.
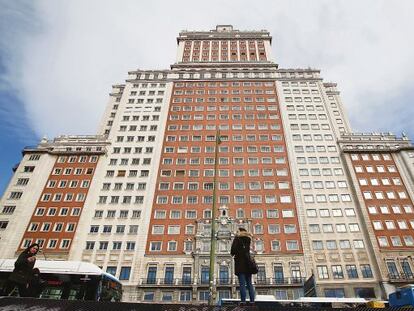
391, 236, 402, 246
150, 242, 162, 251
284, 224, 297, 234
280, 195, 292, 203
309, 224, 320, 233
380, 205, 390, 214
168, 225, 180, 235
199, 291, 209, 301
339, 240, 351, 249
312, 240, 323, 250
99, 241, 108, 250
16, 178, 29, 186
152, 225, 164, 235
282, 210, 294, 218
9, 192, 23, 200
47, 239, 58, 249
251, 209, 263, 218
106, 266, 117, 276
286, 240, 299, 250
349, 223, 360, 232
345, 208, 356, 216
255, 240, 264, 252
320, 209, 330, 217
317, 266, 329, 279
60, 239, 71, 249
404, 236, 414, 246
346, 265, 358, 279
325, 288, 345, 298
398, 220, 408, 230
2, 206, 16, 214
332, 265, 344, 279
326, 240, 337, 250
372, 221, 383, 230
0, 221, 9, 230
361, 264, 373, 278
119, 267, 131, 280
363, 192, 373, 200
385, 221, 395, 230
85, 241, 95, 250
353, 240, 365, 249
24, 166, 35, 173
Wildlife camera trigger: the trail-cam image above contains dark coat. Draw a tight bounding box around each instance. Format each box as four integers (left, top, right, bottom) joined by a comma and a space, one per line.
9, 247, 37, 285
231, 231, 253, 275
27, 269, 46, 298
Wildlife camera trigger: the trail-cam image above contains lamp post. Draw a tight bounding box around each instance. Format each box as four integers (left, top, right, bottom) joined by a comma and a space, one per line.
208, 130, 221, 305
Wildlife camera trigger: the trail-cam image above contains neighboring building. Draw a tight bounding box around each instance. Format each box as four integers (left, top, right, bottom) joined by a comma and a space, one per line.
0, 25, 413, 303
0, 135, 109, 260
339, 133, 414, 296
68, 77, 173, 299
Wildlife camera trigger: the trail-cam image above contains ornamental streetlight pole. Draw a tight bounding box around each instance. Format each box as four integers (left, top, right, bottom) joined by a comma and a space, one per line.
208, 130, 221, 305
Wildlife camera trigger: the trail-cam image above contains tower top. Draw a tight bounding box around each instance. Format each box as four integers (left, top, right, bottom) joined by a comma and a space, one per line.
175, 25, 274, 65
216, 25, 233, 32
178, 25, 271, 42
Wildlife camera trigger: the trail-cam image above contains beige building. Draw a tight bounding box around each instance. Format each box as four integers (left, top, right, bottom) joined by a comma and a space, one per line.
0, 25, 413, 303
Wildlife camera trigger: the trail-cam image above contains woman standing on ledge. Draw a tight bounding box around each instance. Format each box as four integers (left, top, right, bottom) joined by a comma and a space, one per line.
231, 227, 256, 304
2, 243, 39, 297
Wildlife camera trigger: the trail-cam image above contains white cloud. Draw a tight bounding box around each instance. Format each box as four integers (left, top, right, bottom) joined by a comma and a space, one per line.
3, 0, 414, 138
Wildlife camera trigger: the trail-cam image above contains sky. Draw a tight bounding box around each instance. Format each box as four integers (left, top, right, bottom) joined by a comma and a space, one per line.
1, 0, 414, 194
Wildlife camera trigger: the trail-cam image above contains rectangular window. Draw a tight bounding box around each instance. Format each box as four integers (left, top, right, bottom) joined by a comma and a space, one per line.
346, 265, 358, 279
361, 264, 373, 278
332, 265, 344, 279
317, 266, 329, 279
119, 267, 131, 280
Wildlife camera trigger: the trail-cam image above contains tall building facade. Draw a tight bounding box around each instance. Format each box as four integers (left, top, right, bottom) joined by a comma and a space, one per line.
1, 25, 414, 303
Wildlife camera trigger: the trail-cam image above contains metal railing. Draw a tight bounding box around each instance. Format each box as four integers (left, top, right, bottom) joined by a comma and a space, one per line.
388, 273, 414, 282
140, 278, 194, 286
253, 277, 305, 286
139, 277, 305, 287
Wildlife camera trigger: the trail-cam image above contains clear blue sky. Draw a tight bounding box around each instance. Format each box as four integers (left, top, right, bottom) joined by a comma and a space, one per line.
0, 90, 39, 194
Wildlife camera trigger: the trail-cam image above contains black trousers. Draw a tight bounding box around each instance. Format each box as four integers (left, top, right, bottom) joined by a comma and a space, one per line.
1, 280, 30, 297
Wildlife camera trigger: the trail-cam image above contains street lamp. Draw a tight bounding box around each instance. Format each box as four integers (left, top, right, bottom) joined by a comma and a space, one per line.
208, 130, 221, 305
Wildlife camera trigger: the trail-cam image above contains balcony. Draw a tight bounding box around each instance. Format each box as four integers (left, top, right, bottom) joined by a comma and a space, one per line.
139, 278, 194, 287
388, 273, 414, 283
217, 278, 232, 285
253, 277, 305, 287
177, 278, 194, 286
138, 277, 305, 287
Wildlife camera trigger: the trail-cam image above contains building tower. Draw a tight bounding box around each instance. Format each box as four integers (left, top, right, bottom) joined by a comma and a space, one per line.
138, 25, 305, 302
1, 25, 413, 303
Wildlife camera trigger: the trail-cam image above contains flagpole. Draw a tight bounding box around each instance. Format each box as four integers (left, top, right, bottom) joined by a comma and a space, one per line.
208, 130, 220, 305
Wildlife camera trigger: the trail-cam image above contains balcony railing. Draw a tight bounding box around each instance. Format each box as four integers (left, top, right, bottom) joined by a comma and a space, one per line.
253, 277, 305, 286
388, 273, 414, 283
140, 278, 194, 286
139, 277, 305, 287
177, 278, 193, 285
217, 278, 231, 285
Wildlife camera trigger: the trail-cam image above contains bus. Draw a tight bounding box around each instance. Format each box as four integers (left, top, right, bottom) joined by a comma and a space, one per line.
0, 259, 122, 302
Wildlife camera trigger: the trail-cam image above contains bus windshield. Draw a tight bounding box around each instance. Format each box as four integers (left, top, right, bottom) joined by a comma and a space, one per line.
40, 273, 101, 300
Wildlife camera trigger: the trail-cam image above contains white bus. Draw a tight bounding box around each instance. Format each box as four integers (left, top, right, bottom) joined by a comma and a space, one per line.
221, 295, 374, 308
0, 259, 122, 301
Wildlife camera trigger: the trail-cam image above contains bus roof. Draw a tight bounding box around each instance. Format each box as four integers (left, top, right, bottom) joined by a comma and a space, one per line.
298, 297, 368, 303
0, 259, 112, 277
222, 296, 369, 304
